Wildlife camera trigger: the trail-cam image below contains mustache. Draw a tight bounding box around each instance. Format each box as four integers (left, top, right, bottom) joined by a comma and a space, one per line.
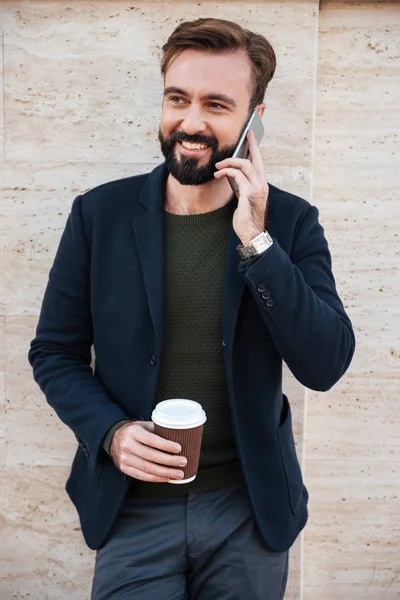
166, 131, 218, 150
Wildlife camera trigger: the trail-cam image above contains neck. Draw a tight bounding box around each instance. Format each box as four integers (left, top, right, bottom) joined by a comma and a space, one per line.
165, 173, 234, 215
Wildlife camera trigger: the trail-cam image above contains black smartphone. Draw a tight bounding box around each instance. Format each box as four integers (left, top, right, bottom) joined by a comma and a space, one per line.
227, 109, 265, 193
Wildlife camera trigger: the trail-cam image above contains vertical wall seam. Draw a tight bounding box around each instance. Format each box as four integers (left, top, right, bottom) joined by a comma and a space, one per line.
300, 1, 321, 596
1, 25, 5, 162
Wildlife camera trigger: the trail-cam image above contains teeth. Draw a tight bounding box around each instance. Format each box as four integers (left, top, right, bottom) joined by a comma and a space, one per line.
181, 141, 208, 150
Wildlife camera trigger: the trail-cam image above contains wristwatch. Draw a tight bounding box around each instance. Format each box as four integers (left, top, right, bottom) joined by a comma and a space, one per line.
237, 231, 273, 260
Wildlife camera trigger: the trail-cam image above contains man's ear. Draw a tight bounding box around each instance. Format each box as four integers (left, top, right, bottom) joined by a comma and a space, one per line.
256, 103, 266, 118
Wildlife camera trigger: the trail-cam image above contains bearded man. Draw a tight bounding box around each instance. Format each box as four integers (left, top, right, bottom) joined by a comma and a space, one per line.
29, 17, 355, 600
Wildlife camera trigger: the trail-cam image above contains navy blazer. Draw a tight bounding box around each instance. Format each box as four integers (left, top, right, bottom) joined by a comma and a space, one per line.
29, 163, 355, 552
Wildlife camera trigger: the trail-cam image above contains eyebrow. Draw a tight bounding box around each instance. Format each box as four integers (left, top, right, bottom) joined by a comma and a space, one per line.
163, 86, 237, 108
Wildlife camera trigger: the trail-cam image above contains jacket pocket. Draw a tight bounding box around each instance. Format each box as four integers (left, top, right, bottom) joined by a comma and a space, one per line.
276, 395, 303, 515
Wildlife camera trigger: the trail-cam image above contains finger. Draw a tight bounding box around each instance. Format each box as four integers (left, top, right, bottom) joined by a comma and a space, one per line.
247, 130, 265, 179
214, 167, 249, 190
123, 466, 171, 483
133, 442, 187, 468
133, 424, 182, 454
128, 456, 185, 480
215, 157, 250, 169
215, 158, 258, 186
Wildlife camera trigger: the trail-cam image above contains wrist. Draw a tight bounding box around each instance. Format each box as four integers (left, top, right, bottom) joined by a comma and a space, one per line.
103, 420, 131, 456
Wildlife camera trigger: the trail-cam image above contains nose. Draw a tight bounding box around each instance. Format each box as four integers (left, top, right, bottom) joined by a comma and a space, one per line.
180, 105, 207, 136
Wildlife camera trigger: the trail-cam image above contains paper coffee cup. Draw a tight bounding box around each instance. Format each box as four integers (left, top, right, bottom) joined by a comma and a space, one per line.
152, 399, 207, 484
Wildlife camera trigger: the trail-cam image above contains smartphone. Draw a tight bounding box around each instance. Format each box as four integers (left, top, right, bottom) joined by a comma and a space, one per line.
227, 109, 264, 193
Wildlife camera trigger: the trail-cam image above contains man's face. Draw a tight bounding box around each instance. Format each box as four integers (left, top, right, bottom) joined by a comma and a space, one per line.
159, 49, 254, 186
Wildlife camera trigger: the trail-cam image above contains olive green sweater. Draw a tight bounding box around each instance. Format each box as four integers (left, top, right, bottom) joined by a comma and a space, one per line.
105, 200, 243, 498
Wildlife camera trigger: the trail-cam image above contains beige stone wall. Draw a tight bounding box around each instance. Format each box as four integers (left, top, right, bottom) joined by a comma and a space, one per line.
0, 1, 398, 598
305, 2, 400, 598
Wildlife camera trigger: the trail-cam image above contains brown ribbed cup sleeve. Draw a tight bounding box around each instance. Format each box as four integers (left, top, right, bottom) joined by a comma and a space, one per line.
154, 424, 204, 480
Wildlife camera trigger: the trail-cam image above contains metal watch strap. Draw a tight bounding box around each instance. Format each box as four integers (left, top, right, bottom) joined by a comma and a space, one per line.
237, 231, 273, 259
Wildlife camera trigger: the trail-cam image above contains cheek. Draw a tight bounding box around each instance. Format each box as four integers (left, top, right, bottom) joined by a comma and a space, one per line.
216, 132, 236, 150
160, 108, 180, 136
210, 120, 241, 149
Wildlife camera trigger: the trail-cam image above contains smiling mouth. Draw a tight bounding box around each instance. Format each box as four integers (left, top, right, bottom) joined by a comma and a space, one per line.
179, 141, 210, 151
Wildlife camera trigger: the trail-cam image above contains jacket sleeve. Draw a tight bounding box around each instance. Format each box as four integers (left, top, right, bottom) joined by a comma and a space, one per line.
239, 204, 355, 391
28, 196, 131, 470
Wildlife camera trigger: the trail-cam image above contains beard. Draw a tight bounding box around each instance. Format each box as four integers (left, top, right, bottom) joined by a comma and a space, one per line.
158, 128, 238, 186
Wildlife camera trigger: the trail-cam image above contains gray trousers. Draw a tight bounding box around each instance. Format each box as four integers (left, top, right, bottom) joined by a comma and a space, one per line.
91, 484, 289, 599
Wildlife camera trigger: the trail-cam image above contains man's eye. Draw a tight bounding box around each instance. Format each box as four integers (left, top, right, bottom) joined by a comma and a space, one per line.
209, 102, 223, 110
170, 96, 184, 104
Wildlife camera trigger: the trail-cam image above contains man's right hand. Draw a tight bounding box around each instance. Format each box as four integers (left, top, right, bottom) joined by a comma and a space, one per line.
109, 421, 187, 482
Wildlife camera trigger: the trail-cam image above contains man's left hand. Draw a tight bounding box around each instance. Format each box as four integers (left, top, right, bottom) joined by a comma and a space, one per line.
214, 129, 269, 246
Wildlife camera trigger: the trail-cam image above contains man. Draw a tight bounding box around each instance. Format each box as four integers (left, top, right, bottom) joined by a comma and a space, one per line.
29, 17, 355, 600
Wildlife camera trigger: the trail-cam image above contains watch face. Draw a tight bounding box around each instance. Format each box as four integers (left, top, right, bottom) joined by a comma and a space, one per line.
253, 238, 265, 253
253, 233, 272, 254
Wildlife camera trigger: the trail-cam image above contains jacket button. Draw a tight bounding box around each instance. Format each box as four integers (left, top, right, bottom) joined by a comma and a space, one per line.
262, 290, 271, 300
222, 340, 227, 347
257, 283, 267, 293
266, 298, 275, 307
150, 354, 157, 366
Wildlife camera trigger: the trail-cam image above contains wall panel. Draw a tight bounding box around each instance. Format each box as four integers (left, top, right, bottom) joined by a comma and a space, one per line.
305, 3, 400, 598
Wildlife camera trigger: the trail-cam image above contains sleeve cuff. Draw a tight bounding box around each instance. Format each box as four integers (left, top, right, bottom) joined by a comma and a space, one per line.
102, 420, 132, 456
239, 255, 261, 269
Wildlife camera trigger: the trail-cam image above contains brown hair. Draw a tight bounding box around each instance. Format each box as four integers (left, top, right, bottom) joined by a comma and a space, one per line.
161, 18, 276, 109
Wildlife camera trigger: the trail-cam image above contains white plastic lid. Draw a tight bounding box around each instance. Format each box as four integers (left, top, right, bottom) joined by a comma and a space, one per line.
152, 399, 207, 429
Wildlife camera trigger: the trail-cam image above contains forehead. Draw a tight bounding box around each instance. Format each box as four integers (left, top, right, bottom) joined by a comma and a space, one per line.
164, 49, 252, 104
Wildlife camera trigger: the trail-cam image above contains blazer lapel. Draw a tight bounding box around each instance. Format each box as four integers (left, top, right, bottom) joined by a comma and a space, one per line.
132, 164, 168, 354
133, 163, 247, 357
